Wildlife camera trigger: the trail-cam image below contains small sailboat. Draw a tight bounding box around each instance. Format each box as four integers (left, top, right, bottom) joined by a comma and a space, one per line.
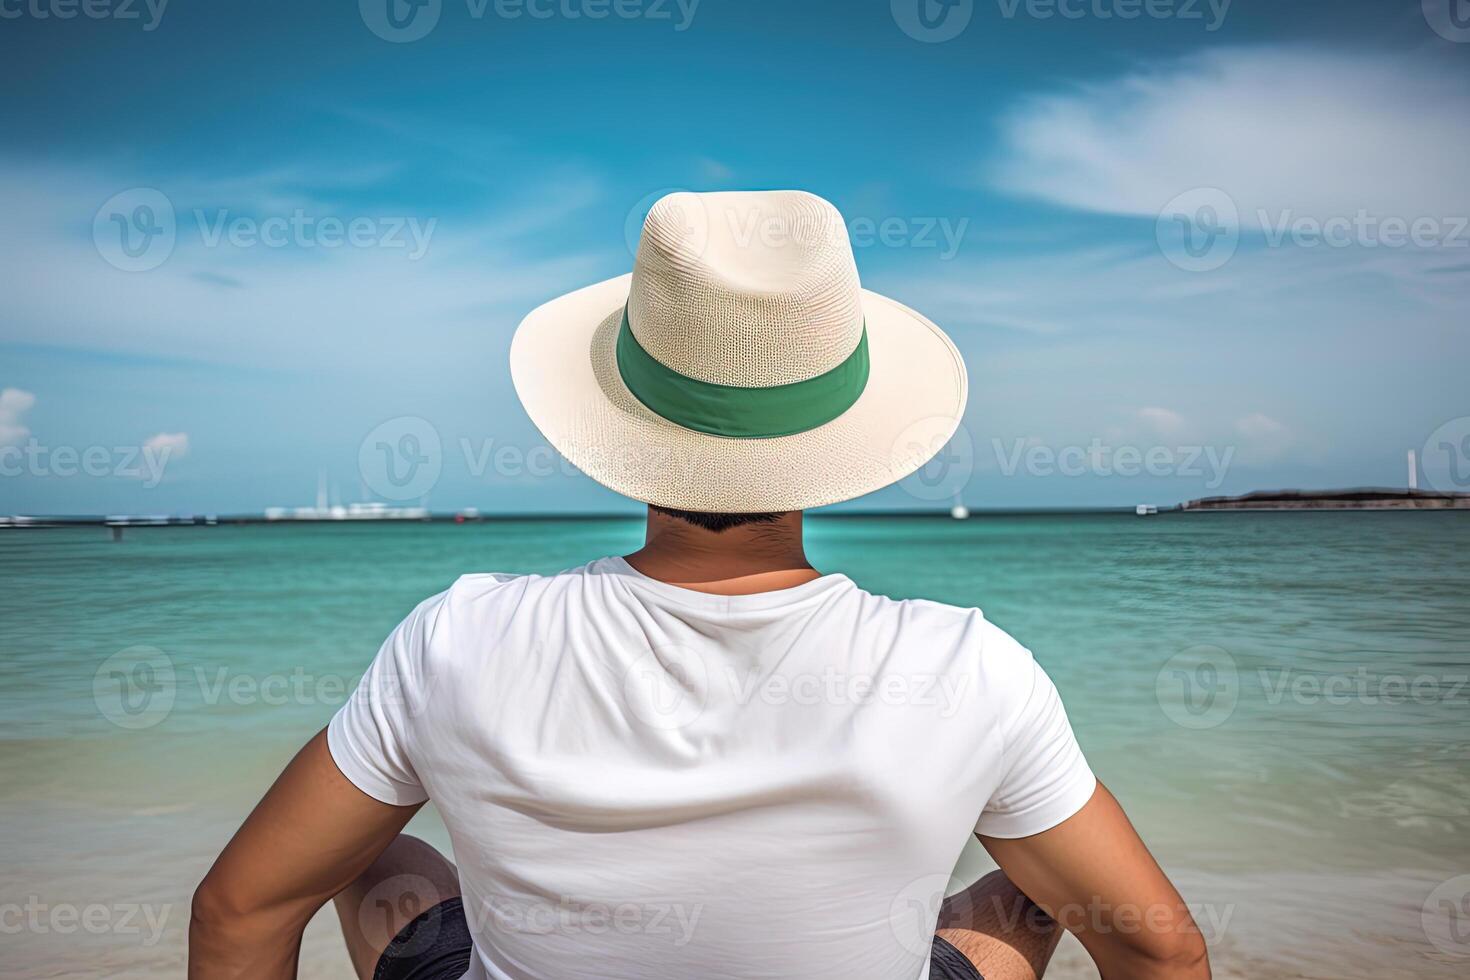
950, 493, 970, 520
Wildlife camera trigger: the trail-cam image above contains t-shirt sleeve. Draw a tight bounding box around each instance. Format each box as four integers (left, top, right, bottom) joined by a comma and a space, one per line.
975, 631, 1097, 839
327, 593, 446, 806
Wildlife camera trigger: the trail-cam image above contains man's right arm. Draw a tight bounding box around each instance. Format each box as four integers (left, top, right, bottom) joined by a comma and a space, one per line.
979, 782, 1211, 979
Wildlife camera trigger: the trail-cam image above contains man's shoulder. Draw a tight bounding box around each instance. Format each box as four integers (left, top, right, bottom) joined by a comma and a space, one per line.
870, 589, 981, 624
846, 587, 1036, 670
397, 562, 605, 667
429, 557, 613, 613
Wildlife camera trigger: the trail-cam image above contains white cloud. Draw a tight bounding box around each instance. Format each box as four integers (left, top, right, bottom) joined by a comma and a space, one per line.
1138, 406, 1187, 437
883, 231, 1464, 342
0, 387, 36, 446
697, 157, 735, 182
871, 230, 1459, 481
1233, 413, 1292, 464
143, 432, 190, 460
1236, 413, 1285, 438
991, 46, 1470, 230
0, 159, 608, 373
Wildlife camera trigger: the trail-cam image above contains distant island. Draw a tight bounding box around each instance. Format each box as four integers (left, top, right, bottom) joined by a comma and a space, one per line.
1180, 488, 1470, 511
7, 490, 1470, 531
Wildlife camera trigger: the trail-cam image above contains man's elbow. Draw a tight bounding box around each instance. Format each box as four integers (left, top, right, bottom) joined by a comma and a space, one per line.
189, 877, 311, 978
1092, 915, 1209, 979
190, 876, 301, 945
190, 878, 236, 934
1132, 927, 1210, 978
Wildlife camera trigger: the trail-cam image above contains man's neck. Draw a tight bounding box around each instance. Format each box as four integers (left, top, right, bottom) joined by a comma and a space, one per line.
622, 509, 822, 596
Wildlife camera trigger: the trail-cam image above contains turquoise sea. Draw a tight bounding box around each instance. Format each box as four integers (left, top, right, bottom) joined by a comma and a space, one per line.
3, 513, 1468, 979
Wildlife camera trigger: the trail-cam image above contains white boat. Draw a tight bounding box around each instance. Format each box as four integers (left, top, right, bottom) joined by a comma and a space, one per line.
950, 494, 970, 520
1135, 504, 1159, 516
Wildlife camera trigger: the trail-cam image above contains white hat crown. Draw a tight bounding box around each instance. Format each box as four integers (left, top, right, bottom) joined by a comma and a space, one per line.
626, 190, 865, 388
510, 186, 966, 512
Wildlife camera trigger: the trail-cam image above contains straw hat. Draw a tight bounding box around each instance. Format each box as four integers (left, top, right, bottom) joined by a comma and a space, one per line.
510, 190, 967, 512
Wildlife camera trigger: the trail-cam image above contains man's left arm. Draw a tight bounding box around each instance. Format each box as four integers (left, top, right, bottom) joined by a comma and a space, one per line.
980, 782, 1210, 978
970, 628, 1209, 978
188, 730, 421, 979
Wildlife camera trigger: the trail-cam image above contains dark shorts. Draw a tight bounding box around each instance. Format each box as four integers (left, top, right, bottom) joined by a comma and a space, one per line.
374, 898, 984, 980
372, 898, 473, 980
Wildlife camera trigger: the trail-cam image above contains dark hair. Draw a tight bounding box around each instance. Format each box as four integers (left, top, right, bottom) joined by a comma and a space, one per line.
650, 505, 785, 533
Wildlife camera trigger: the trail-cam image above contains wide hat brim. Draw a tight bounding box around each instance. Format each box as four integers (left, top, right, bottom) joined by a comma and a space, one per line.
510, 273, 968, 512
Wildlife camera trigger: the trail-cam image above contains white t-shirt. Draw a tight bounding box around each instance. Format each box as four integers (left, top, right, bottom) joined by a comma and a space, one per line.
329, 557, 1095, 980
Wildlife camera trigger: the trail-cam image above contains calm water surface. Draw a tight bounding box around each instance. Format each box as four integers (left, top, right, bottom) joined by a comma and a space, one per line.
2, 513, 1467, 978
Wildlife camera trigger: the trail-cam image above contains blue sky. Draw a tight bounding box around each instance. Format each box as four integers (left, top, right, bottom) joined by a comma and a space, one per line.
1, 0, 1467, 514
